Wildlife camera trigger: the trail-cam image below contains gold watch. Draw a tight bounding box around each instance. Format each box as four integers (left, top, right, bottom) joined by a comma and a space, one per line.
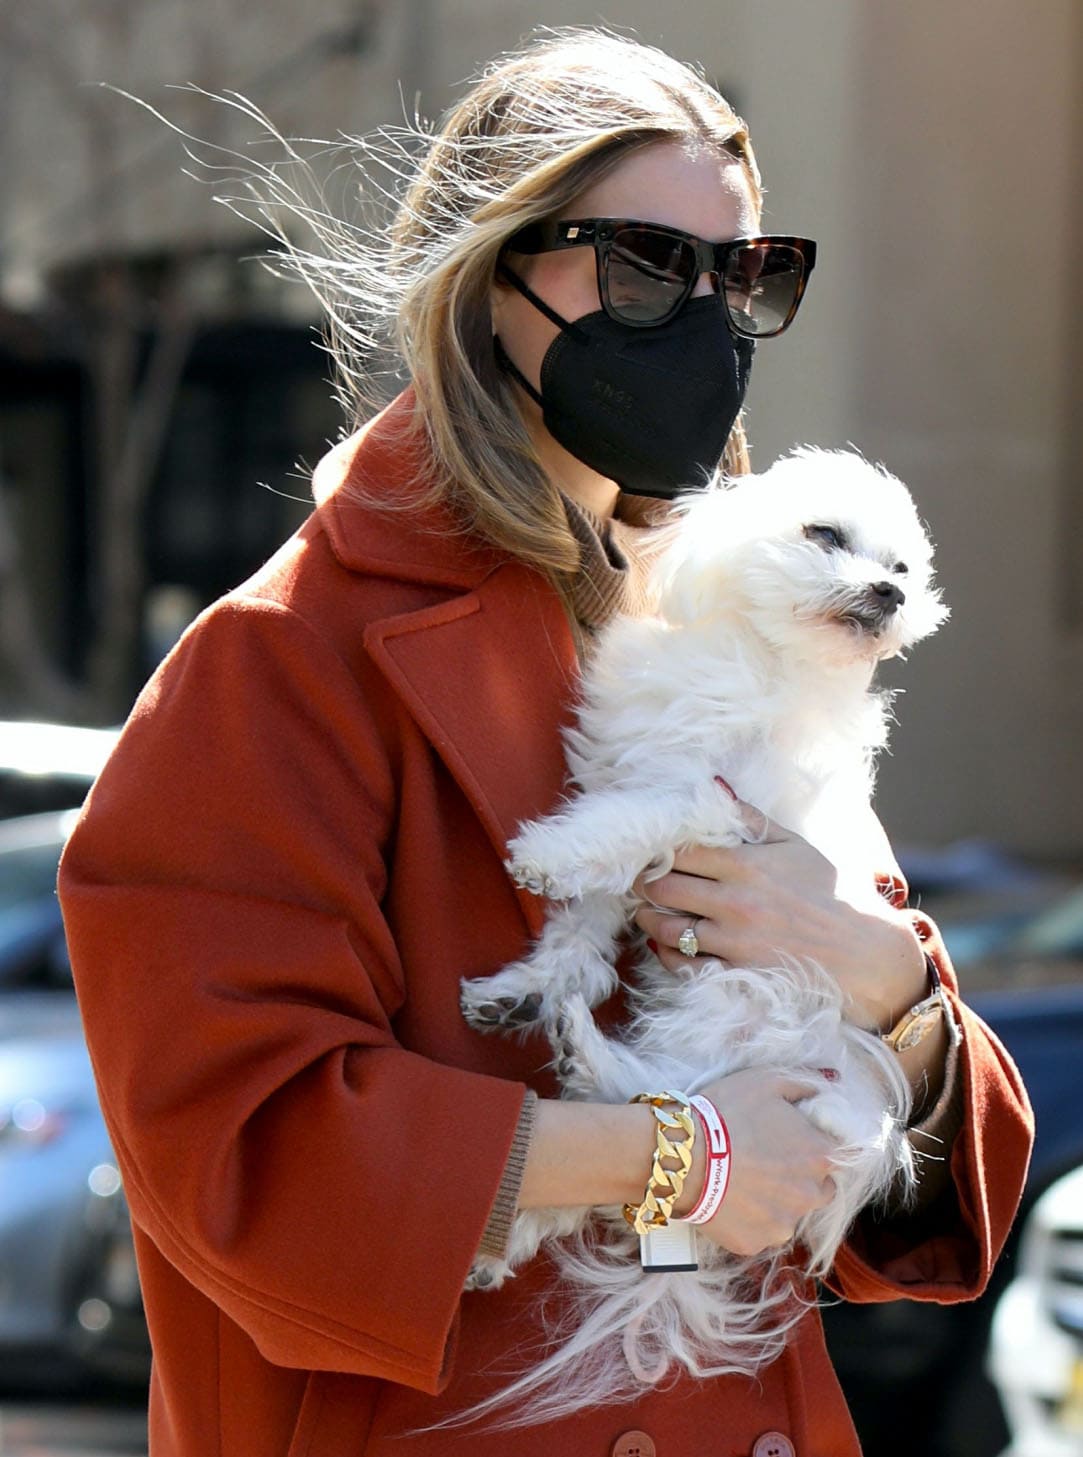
881, 956, 947, 1053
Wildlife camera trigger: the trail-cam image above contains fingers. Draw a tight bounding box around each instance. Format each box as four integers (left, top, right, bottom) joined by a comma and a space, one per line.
635, 858, 748, 920
642, 909, 729, 972
704, 1065, 839, 1130
632, 794, 792, 904
635, 877, 747, 961
635, 874, 706, 912
632, 791, 846, 987
691, 1068, 841, 1255
715, 785, 790, 845
775, 1073, 834, 1105
632, 814, 797, 910
670, 815, 788, 876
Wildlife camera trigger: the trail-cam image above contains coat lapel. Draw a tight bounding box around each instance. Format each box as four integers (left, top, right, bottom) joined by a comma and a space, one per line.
312, 390, 582, 935
363, 565, 578, 936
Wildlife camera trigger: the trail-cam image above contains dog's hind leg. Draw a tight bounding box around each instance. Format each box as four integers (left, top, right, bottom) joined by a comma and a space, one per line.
460, 891, 629, 1032
550, 990, 644, 1103
465, 1202, 591, 1293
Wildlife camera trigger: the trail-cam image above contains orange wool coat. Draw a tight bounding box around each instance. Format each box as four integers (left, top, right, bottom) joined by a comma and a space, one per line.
59, 392, 1034, 1457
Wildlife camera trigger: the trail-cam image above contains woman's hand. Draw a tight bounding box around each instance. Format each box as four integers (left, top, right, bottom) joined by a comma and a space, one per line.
633, 797, 928, 1034
520, 1070, 836, 1259
673, 1067, 838, 1256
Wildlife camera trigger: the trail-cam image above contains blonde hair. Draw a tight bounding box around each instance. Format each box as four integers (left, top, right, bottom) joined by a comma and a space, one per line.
206, 28, 762, 578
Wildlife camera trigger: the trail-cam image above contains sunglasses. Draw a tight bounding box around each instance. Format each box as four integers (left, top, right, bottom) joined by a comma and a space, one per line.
505, 217, 817, 337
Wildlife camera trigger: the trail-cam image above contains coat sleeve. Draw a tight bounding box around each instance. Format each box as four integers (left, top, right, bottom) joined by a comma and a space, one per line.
57, 594, 530, 1394
829, 913, 1035, 1303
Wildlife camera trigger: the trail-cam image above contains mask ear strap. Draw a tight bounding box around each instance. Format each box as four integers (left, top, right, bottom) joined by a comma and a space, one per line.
496, 261, 589, 342
493, 336, 544, 407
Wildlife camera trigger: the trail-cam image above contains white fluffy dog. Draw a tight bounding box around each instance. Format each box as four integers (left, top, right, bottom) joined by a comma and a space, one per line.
458, 448, 948, 1426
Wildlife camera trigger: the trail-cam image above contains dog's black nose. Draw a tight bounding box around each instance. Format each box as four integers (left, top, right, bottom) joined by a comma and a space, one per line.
870, 581, 906, 612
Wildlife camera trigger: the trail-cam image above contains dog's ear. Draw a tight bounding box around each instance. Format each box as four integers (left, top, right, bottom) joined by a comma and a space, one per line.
650, 487, 748, 626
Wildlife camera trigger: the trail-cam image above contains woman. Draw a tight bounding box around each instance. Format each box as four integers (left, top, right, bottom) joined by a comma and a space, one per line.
59, 28, 1032, 1457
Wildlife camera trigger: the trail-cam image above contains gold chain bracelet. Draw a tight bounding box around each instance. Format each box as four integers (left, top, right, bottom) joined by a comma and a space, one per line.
622, 1091, 696, 1236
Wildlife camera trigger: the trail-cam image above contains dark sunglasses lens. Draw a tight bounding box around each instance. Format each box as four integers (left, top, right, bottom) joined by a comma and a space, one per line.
604, 227, 697, 323
722, 243, 807, 337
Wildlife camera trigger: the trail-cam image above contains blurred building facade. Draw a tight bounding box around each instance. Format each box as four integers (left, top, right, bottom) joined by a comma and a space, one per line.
0, 0, 1080, 855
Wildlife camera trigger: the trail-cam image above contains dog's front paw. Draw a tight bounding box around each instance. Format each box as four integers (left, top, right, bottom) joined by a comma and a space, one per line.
464, 1256, 511, 1292
460, 973, 545, 1033
506, 821, 594, 899
506, 857, 559, 898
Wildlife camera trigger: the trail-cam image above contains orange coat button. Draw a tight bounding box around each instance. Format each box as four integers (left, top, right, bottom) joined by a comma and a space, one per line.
752, 1433, 795, 1457
611, 1432, 657, 1457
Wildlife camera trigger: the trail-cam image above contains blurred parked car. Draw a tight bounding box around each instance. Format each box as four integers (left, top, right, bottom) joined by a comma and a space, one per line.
989, 1163, 1083, 1455
0, 721, 120, 821
0, 809, 150, 1387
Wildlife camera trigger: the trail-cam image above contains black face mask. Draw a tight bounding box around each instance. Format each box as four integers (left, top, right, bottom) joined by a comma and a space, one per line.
495, 265, 754, 498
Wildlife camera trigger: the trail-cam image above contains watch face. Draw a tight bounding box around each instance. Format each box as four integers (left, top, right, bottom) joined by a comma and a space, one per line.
893, 1003, 943, 1052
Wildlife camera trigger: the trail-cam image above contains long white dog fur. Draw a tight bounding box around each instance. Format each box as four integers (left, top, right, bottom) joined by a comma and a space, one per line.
457, 448, 949, 1427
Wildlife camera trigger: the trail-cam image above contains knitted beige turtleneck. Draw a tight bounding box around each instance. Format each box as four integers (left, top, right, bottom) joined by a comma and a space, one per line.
558, 490, 672, 632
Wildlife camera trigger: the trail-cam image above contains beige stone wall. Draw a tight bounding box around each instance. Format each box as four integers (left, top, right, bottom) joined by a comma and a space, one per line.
3, 0, 1079, 851
847, 1, 1083, 854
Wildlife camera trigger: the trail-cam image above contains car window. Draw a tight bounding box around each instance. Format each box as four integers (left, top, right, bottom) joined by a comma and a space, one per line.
0, 826, 73, 990
0, 840, 64, 909
0, 769, 93, 821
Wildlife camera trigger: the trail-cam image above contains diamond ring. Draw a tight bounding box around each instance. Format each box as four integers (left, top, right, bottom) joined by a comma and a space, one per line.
677, 920, 701, 959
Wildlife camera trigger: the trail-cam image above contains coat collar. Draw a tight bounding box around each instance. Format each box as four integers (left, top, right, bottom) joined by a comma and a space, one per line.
312, 390, 578, 936
313, 389, 506, 590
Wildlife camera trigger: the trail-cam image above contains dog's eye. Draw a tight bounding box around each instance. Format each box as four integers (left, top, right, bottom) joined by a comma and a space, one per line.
893, 561, 909, 575
803, 524, 847, 551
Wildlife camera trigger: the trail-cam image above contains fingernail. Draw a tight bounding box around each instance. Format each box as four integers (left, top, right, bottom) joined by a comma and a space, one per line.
820, 1067, 840, 1082
646, 939, 659, 954
714, 775, 738, 800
